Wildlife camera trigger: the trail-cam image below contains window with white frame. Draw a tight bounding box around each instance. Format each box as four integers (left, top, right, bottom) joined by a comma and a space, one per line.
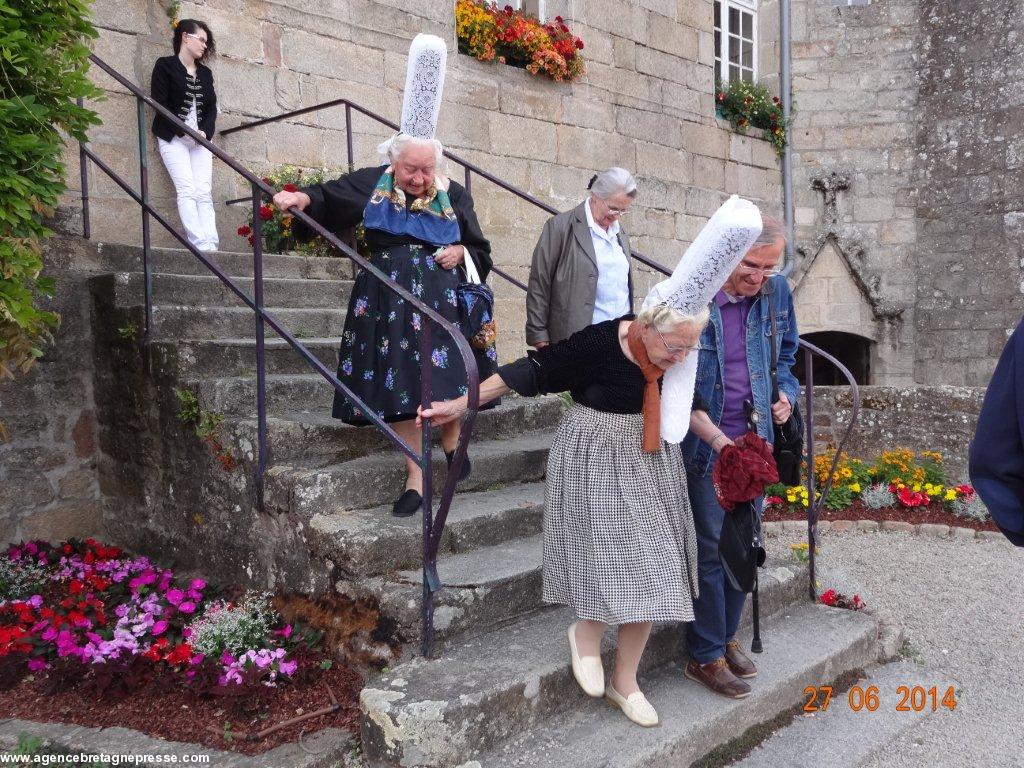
511, 0, 547, 20
714, 0, 757, 83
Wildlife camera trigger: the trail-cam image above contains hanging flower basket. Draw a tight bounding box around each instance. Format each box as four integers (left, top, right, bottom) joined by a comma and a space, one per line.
455, 0, 586, 83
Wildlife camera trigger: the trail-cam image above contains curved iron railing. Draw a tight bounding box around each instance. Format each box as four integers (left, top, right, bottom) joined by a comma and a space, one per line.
77, 54, 478, 656
223, 96, 862, 602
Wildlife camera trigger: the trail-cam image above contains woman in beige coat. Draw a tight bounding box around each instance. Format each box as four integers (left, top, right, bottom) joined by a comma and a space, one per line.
525, 168, 637, 348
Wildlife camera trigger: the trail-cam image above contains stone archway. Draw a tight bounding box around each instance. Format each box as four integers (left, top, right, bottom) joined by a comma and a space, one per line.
793, 330, 873, 385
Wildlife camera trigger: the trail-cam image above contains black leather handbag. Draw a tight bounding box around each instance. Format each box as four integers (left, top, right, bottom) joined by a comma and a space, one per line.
768, 291, 804, 487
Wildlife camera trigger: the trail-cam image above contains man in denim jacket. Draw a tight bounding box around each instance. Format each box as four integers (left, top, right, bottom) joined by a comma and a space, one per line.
681, 216, 800, 699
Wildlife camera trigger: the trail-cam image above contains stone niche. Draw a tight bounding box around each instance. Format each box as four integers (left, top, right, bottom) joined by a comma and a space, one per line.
793, 237, 878, 383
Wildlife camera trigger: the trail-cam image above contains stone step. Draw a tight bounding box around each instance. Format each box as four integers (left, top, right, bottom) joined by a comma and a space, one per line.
358, 562, 826, 767
729, 661, 951, 768
311, 482, 546, 578
107, 272, 354, 309
266, 430, 555, 514
474, 604, 880, 768
352, 532, 545, 642
229, 396, 565, 463
155, 337, 342, 378
94, 242, 353, 280
146, 305, 346, 341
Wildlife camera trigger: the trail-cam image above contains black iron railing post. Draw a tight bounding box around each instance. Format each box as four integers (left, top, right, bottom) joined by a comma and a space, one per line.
464, 167, 472, 195
804, 346, 817, 601
77, 97, 91, 239
345, 102, 354, 169
419, 322, 436, 657
252, 184, 268, 510
137, 97, 154, 358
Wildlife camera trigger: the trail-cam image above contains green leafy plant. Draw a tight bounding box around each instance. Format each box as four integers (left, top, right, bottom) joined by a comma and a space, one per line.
715, 78, 790, 156
164, 0, 180, 26
116, 322, 139, 341
174, 387, 235, 471
0, 0, 101, 433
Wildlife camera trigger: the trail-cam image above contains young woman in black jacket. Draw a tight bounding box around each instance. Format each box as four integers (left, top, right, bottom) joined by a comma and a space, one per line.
151, 19, 219, 251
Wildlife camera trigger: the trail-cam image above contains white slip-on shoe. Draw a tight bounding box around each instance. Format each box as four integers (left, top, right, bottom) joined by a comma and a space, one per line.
605, 684, 659, 727
567, 622, 604, 697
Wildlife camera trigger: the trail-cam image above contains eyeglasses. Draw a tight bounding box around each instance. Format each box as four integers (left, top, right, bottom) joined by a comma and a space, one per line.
655, 326, 696, 356
598, 199, 629, 217
738, 260, 782, 277
184, 32, 208, 46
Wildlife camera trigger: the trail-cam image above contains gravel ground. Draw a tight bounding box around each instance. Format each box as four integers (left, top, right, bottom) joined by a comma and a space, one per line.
770, 528, 1023, 768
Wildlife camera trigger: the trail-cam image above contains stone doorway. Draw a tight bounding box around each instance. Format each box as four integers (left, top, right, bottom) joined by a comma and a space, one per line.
794, 330, 873, 385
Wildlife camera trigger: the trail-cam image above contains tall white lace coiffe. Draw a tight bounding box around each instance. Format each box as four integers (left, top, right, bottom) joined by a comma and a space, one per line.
641, 195, 763, 442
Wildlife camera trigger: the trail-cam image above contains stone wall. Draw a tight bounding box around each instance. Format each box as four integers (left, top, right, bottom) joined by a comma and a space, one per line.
912, 0, 1024, 386
809, 385, 983, 483
791, 0, 1024, 388
0, 233, 105, 545
70, 0, 783, 358
787, 0, 920, 386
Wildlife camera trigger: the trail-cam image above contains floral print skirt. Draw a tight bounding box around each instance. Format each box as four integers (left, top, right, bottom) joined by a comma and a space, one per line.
331, 243, 499, 425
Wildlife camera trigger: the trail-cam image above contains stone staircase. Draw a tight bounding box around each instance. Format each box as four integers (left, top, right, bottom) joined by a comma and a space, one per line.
86, 242, 884, 768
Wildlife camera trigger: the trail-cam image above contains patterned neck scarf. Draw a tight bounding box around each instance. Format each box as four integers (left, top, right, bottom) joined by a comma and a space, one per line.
626, 322, 663, 453
363, 166, 460, 247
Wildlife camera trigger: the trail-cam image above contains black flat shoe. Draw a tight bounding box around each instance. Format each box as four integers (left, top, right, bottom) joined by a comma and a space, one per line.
445, 450, 471, 482
392, 489, 422, 518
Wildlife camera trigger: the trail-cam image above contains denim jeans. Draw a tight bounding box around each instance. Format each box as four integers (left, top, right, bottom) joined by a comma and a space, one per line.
685, 462, 763, 664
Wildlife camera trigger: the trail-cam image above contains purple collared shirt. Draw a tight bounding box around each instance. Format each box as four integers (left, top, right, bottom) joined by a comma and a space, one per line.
715, 290, 754, 439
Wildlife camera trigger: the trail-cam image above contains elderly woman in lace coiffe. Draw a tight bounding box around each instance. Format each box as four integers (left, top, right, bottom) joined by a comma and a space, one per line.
272, 36, 498, 519
421, 197, 764, 728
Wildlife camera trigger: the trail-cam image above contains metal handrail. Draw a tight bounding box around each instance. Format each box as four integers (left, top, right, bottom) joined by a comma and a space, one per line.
221, 99, 673, 280
78, 53, 478, 657
222, 94, 862, 604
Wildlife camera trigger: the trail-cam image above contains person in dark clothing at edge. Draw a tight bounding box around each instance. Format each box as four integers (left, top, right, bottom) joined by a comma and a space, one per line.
969, 317, 1024, 547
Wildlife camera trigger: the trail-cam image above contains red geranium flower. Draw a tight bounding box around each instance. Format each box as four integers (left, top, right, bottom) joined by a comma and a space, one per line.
819, 589, 837, 607
282, 183, 299, 193
259, 204, 274, 221
237, 224, 251, 237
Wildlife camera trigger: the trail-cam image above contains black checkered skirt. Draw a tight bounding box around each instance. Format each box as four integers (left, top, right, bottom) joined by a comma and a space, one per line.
542, 403, 700, 625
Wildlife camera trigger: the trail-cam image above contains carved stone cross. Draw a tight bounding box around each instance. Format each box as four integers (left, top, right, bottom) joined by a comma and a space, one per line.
810, 171, 851, 226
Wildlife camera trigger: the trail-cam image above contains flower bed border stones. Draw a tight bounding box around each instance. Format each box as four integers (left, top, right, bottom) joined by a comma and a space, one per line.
455, 0, 586, 83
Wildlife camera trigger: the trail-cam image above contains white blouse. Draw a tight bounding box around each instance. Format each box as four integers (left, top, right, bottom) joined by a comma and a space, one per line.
584, 197, 631, 324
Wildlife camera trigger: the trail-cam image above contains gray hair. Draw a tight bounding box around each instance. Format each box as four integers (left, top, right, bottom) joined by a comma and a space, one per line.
378, 133, 445, 169
589, 167, 638, 199
754, 214, 787, 246
635, 303, 710, 334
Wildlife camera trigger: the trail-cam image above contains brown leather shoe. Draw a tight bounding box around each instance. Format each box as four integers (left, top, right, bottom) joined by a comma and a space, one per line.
684, 657, 752, 699
725, 639, 757, 679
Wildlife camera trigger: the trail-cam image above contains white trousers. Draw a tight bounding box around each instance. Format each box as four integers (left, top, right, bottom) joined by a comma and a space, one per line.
157, 136, 218, 251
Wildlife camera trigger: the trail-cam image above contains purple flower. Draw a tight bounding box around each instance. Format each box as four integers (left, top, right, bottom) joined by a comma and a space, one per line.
178, 601, 196, 614
165, 588, 185, 606
28, 595, 43, 609
279, 660, 298, 676
189, 578, 206, 591
129, 569, 157, 593
27, 658, 47, 672
220, 650, 235, 665
274, 624, 293, 639
189, 653, 204, 665
151, 620, 169, 636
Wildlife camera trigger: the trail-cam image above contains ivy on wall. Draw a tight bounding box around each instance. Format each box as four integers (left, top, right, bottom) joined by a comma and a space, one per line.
0, 0, 101, 419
